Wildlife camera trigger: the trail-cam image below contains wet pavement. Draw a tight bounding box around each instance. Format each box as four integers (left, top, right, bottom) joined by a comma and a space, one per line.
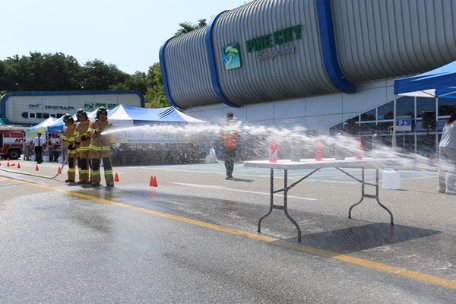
1, 159, 456, 303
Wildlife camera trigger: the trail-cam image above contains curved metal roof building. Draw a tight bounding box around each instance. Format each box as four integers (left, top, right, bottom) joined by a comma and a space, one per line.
160, 0, 456, 109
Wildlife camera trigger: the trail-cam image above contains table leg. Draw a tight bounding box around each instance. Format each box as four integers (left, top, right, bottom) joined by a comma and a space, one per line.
257, 169, 302, 242
283, 169, 302, 242
374, 169, 394, 225
258, 168, 274, 233
347, 168, 394, 225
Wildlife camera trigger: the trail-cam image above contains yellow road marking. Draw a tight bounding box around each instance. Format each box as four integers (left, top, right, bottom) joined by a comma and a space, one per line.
2, 175, 456, 289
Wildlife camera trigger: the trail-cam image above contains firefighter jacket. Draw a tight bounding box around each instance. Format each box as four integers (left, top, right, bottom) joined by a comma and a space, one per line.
74, 120, 91, 155
62, 124, 77, 156
87, 119, 113, 155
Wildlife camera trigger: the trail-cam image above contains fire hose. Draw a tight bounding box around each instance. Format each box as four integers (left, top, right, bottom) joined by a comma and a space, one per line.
0, 153, 70, 180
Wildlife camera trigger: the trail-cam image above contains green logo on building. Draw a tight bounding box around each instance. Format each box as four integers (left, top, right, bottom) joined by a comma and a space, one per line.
222, 43, 241, 70
84, 103, 94, 111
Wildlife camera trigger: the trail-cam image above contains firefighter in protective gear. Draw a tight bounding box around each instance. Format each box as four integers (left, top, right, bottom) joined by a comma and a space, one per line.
62, 114, 77, 183
74, 109, 91, 184
87, 107, 114, 186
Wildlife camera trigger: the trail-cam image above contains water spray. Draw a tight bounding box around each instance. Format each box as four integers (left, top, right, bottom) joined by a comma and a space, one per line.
97, 121, 437, 172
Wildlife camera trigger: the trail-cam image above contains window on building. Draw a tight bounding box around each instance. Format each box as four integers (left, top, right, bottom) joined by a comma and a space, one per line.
22, 112, 28, 118
378, 102, 394, 120
36, 113, 43, 119
43, 113, 50, 119
417, 97, 436, 117
438, 98, 456, 116
396, 96, 415, 117
29, 113, 36, 118
361, 108, 376, 121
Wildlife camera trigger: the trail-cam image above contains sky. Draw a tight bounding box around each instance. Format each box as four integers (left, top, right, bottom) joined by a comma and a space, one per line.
1, 0, 250, 75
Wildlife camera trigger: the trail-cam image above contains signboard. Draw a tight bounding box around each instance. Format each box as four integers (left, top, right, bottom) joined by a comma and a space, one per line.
395, 116, 412, 131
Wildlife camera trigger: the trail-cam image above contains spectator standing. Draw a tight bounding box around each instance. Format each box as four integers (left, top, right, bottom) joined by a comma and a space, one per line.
32, 132, 45, 163
438, 112, 456, 195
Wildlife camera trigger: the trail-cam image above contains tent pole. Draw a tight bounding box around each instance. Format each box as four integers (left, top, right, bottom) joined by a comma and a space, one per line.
392, 94, 397, 149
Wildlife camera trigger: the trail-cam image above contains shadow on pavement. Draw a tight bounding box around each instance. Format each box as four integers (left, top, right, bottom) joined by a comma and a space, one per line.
292, 223, 441, 254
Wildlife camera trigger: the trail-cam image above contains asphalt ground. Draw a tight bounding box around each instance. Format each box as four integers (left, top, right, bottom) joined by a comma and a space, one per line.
1, 158, 456, 303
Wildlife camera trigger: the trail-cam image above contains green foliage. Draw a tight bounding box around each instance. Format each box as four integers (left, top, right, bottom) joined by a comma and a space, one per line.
144, 62, 170, 108
0, 52, 159, 99
174, 18, 207, 36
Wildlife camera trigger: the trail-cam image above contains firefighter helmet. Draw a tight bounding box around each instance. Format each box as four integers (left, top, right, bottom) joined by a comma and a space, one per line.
76, 109, 86, 116
63, 114, 74, 122
96, 107, 108, 118
76, 109, 88, 122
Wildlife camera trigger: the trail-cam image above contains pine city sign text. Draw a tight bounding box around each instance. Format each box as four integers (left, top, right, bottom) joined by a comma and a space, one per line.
246, 25, 302, 60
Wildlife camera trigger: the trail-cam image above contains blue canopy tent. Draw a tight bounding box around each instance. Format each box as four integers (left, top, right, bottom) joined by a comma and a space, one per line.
392, 60, 456, 146
107, 104, 204, 127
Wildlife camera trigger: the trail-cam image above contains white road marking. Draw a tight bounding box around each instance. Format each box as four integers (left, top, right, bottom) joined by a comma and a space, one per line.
171, 182, 318, 201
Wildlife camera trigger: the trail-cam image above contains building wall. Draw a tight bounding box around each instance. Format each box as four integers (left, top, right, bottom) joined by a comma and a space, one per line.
184, 79, 394, 134
1, 90, 144, 125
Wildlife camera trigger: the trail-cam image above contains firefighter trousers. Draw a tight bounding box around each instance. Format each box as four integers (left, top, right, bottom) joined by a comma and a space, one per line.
90, 151, 113, 185
67, 154, 77, 181
77, 150, 90, 183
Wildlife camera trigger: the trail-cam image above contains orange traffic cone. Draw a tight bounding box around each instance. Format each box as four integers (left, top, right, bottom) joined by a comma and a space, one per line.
356, 137, 363, 160
57, 167, 61, 174
17, 163, 21, 169
150, 176, 158, 187
7, 162, 10, 167
6, 157, 10, 161
36, 165, 39, 171
11, 163, 15, 166
114, 173, 119, 182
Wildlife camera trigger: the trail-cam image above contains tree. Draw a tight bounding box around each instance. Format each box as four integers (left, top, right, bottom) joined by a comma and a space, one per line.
110, 71, 148, 95
79, 59, 127, 90
174, 18, 207, 36
144, 62, 169, 108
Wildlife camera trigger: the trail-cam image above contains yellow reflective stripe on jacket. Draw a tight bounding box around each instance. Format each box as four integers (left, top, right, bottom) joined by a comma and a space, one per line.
87, 127, 94, 132
105, 170, 113, 175
89, 144, 102, 151
62, 135, 68, 140
77, 146, 90, 152
101, 146, 111, 151
74, 131, 80, 136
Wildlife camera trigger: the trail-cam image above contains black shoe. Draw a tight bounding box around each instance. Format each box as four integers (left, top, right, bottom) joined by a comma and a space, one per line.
226, 176, 233, 180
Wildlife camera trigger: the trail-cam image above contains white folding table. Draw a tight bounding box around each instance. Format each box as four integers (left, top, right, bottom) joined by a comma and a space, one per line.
243, 158, 402, 242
